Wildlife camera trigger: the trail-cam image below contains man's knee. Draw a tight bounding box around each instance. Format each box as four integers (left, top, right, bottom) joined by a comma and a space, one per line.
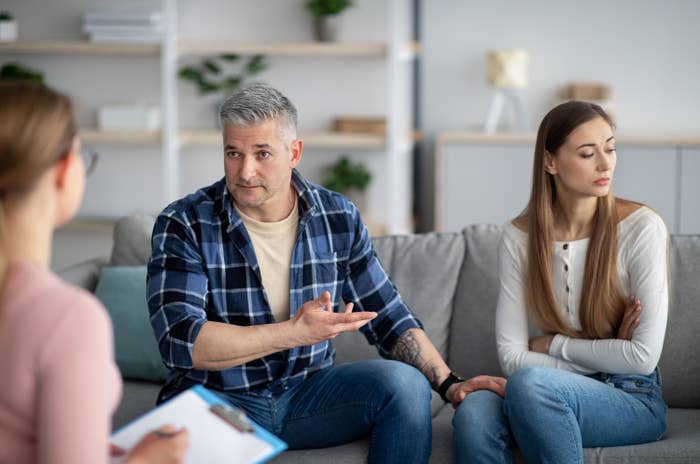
366, 360, 431, 414
454, 390, 501, 430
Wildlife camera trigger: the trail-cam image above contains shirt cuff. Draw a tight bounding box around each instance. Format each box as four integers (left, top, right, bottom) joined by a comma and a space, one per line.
549, 333, 567, 359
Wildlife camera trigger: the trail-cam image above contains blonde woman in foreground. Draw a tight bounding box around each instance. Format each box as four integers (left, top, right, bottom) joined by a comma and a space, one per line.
0, 81, 188, 463
453, 101, 668, 463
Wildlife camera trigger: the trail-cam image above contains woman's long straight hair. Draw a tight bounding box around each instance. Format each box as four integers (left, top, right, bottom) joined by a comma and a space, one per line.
522, 101, 625, 339
0, 81, 76, 293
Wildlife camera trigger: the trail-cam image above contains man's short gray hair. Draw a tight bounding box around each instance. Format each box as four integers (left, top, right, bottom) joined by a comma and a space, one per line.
219, 84, 298, 144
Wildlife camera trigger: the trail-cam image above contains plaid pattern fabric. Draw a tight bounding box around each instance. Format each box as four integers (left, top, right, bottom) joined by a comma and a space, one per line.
147, 170, 422, 396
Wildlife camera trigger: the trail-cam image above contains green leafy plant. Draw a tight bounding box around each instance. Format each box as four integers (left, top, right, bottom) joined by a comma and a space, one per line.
0, 62, 44, 83
0, 11, 14, 21
178, 54, 268, 96
322, 156, 371, 193
306, 0, 354, 17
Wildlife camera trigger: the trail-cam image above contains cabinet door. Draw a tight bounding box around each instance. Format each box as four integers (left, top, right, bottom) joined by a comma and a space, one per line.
439, 144, 532, 232
680, 148, 700, 234
613, 146, 678, 233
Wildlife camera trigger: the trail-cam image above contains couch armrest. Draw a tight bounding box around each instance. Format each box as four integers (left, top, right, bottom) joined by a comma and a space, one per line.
57, 256, 109, 292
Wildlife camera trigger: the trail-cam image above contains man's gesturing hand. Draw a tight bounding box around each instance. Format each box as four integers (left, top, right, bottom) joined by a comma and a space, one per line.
289, 291, 377, 346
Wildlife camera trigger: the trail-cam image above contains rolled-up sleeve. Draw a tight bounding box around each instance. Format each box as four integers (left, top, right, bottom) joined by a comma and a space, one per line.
147, 211, 209, 370
342, 207, 422, 357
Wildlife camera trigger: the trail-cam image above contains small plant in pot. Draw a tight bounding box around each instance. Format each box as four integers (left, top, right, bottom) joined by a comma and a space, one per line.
0, 11, 18, 42
306, 0, 354, 42
322, 156, 371, 213
178, 54, 268, 123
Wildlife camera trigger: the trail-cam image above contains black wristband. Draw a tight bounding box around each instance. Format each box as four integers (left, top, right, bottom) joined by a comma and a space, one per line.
437, 371, 465, 402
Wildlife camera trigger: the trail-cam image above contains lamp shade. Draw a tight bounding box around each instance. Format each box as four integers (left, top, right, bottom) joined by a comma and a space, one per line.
487, 50, 528, 89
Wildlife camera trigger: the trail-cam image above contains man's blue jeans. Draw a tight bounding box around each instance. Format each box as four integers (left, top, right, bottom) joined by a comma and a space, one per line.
453, 366, 667, 464
215, 359, 432, 464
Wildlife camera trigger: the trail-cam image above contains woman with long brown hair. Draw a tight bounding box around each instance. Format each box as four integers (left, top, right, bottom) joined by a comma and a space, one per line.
0, 81, 188, 463
453, 101, 668, 463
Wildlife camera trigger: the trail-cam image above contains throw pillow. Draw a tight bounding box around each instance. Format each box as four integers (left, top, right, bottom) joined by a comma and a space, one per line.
94, 265, 169, 382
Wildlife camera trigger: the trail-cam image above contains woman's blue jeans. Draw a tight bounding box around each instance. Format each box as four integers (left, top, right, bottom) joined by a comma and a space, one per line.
215, 359, 432, 464
453, 366, 667, 464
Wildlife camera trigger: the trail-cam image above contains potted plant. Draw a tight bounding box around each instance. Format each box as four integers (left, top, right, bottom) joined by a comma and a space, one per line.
305, 0, 354, 42
0, 62, 44, 83
0, 11, 18, 42
321, 156, 372, 212
178, 54, 268, 123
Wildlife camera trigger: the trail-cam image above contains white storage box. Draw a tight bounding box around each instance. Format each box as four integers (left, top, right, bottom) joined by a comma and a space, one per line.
98, 104, 161, 131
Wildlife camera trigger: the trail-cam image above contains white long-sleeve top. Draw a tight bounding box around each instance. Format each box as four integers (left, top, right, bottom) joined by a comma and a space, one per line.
495, 206, 668, 377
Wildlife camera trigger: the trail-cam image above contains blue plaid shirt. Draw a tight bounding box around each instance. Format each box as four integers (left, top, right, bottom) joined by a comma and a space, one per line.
147, 170, 422, 397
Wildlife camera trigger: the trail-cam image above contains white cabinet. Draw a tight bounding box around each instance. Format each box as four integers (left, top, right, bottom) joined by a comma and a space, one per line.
436, 133, 700, 234
0, 0, 417, 235
680, 149, 700, 234
613, 146, 678, 231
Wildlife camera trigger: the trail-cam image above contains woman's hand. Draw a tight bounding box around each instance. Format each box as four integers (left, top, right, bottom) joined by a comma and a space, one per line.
529, 334, 555, 354
125, 425, 190, 464
617, 296, 642, 340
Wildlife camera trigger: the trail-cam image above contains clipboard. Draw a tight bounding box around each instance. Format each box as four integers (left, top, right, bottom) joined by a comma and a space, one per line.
110, 385, 287, 463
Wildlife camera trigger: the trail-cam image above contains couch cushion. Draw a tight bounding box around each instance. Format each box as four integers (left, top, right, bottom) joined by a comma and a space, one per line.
449, 224, 504, 378
95, 266, 169, 382
111, 213, 156, 266
333, 231, 464, 364
659, 235, 700, 408
331, 232, 464, 417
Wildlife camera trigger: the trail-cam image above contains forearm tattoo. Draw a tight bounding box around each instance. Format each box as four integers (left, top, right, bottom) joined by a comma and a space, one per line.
390, 330, 441, 389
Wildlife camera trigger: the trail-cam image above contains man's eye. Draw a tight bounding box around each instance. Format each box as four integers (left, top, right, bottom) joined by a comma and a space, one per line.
226, 151, 240, 158
259, 151, 271, 159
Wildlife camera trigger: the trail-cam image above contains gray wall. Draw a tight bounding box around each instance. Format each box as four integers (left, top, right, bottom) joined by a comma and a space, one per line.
418, 0, 700, 230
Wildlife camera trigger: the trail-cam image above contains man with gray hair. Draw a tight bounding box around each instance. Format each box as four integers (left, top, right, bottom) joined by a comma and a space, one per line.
147, 84, 505, 462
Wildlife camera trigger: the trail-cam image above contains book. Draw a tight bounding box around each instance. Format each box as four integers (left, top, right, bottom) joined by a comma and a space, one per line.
110, 385, 287, 464
332, 116, 387, 134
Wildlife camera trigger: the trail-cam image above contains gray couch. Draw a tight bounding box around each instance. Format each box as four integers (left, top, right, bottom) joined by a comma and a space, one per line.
60, 213, 700, 463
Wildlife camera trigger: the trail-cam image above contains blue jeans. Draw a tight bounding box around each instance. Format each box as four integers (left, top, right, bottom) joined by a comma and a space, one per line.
453, 366, 667, 464
214, 359, 432, 464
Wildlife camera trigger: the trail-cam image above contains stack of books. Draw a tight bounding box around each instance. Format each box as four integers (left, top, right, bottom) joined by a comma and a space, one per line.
83, 10, 163, 43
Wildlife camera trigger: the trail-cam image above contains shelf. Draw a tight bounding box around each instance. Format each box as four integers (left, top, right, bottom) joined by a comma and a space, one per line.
438, 131, 700, 148
177, 41, 388, 57
179, 130, 387, 149
81, 129, 161, 144
0, 40, 160, 56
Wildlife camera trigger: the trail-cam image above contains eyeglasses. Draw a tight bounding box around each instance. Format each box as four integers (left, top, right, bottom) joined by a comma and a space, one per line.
80, 145, 99, 177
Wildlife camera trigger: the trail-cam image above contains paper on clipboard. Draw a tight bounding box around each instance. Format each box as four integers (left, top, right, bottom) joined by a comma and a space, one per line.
110, 385, 286, 463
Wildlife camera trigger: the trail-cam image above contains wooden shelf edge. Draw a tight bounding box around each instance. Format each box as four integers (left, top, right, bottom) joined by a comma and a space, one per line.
177, 41, 386, 57
437, 131, 700, 147
81, 129, 161, 144
0, 39, 160, 56
179, 130, 389, 149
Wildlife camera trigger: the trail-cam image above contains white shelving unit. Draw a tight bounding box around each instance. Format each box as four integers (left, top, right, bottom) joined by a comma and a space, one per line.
0, 0, 418, 234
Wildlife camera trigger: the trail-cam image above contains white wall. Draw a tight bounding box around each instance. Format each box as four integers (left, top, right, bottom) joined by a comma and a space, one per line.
419, 0, 700, 229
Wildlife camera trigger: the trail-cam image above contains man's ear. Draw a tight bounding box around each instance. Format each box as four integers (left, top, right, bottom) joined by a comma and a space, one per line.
289, 138, 303, 168
543, 150, 557, 175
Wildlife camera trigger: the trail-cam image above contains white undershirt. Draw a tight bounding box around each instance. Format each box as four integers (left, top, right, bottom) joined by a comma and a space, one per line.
235, 199, 299, 323
495, 207, 669, 377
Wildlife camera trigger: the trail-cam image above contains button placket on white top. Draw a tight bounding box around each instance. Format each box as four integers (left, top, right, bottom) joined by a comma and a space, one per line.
562, 243, 573, 316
